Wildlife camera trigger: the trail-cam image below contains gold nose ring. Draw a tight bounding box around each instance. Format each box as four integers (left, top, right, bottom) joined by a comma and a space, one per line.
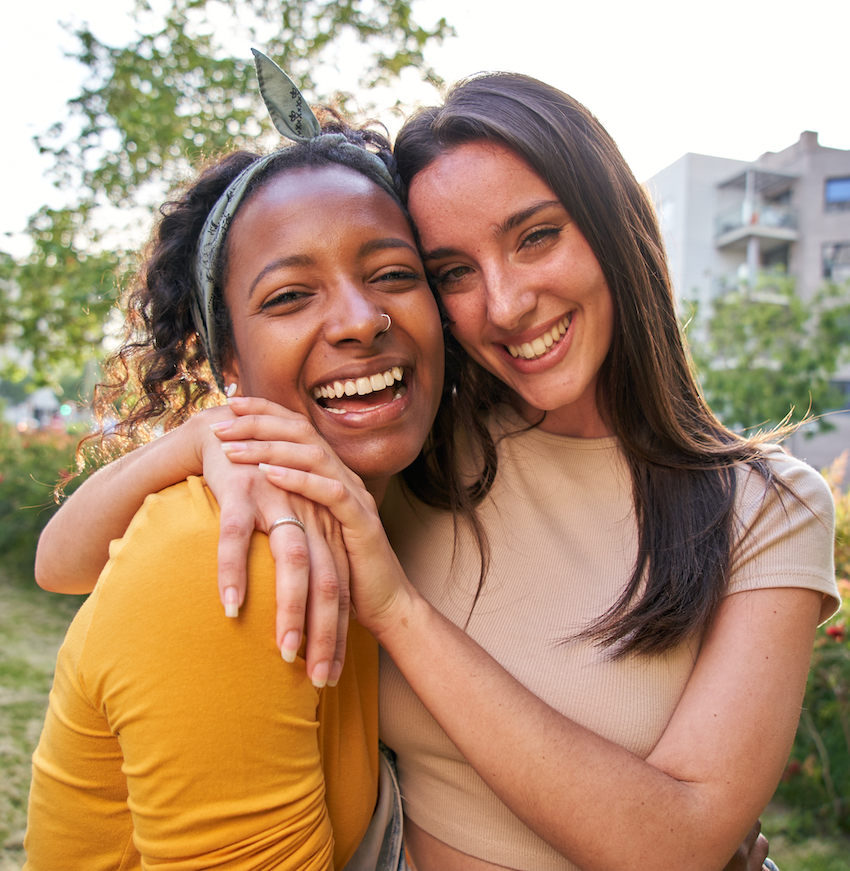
378, 313, 392, 334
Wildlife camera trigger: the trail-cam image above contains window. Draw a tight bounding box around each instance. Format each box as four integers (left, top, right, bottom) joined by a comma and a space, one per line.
822, 242, 850, 282
825, 177, 850, 212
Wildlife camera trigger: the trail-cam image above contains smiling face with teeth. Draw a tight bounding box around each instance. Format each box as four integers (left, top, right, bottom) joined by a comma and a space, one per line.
220, 165, 444, 493
409, 141, 615, 439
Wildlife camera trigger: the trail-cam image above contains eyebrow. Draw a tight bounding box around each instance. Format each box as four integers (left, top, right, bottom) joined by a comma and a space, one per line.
249, 254, 314, 298
420, 199, 564, 262
358, 237, 419, 258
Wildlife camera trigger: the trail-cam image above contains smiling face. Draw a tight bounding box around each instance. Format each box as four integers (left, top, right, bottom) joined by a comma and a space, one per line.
220, 165, 444, 493
408, 141, 614, 438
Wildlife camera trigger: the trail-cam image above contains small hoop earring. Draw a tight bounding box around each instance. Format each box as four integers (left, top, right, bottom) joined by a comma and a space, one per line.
378, 313, 392, 334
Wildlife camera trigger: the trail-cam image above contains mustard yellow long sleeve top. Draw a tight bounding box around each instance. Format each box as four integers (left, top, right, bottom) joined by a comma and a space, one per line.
25, 476, 379, 871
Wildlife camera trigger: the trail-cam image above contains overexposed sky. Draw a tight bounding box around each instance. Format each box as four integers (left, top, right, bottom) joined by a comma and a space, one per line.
2, 0, 847, 256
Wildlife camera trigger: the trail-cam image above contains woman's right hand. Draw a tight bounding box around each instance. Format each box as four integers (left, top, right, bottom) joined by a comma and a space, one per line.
212, 397, 412, 639
198, 403, 351, 688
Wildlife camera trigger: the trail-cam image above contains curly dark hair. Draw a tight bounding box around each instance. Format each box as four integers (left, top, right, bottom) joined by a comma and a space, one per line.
89, 116, 407, 449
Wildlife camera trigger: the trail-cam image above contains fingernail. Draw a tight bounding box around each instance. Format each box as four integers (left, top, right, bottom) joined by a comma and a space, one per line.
281, 630, 300, 663
224, 383, 238, 398
312, 660, 331, 689
209, 420, 233, 432
220, 441, 247, 455
259, 462, 284, 475
327, 660, 342, 688
223, 586, 239, 618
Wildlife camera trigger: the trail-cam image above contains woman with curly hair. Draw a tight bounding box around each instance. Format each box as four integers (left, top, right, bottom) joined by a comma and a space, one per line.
25, 53, 443, 870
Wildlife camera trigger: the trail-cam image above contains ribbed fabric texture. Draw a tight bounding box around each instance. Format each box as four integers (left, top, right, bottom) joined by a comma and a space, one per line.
379, 411, 838, 871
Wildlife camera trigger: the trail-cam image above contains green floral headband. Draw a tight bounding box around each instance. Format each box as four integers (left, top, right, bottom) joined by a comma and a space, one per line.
192, 49, 397, 389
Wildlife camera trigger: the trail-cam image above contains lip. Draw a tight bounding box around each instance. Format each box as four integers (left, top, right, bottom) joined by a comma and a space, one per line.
496, 313, 575, 371
309, 359, 413, 428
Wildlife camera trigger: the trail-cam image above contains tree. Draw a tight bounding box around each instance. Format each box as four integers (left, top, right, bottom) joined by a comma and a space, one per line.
688, 273, 850, 434
0, 0, 453, 391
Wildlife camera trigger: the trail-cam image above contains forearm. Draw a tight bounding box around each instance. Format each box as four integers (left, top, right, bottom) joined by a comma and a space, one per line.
34, 413, 223, 593
372, 586, 817, 871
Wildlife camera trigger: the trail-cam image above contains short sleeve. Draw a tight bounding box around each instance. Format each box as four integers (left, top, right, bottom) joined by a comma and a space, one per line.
729, 451, 839, 624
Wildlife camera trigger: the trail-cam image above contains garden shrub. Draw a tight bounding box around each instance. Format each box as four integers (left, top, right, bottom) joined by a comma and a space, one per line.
773, 452, 850, 835
0, 419, 90, 583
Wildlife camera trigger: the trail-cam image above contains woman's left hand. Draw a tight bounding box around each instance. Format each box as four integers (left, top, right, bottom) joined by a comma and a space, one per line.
214, 397, 413, 635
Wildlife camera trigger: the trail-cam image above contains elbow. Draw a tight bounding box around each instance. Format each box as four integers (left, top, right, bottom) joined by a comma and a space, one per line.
34, 541, 61, 591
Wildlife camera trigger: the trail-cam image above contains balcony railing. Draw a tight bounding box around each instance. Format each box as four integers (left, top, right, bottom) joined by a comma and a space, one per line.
715, 203, 797, 238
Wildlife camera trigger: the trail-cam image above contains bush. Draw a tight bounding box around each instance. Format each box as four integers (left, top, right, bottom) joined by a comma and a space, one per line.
773, 452, 850, 834
0, 419, 90, 582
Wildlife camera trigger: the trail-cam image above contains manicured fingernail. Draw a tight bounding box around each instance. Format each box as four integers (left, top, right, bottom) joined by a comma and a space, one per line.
312, 660, 331, 689
220, 441, 247, 455
225, 382, 238, 398
223, 586, 239, 618
259, 462, 284, 475
209, 420, 233, 432
281, 630, 300, 663
327, 660, 342, 688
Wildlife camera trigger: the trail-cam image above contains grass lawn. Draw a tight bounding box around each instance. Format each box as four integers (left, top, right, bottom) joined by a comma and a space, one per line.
0, 576, 85, 870
2, 570, 848, 870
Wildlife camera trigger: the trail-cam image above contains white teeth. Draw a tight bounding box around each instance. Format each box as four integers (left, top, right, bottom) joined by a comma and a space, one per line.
506, 315, 572, 361
312, 367, 405, 401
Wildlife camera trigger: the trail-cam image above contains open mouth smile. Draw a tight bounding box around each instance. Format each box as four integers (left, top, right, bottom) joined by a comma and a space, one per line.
505, 314, 572, 361
312, 366, 406, 415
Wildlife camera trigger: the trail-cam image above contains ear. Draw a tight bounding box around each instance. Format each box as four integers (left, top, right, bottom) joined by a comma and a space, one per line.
219, 354, 243, 397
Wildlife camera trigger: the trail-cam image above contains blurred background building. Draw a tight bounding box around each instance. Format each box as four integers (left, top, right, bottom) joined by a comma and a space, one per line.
647, 133, 850, 468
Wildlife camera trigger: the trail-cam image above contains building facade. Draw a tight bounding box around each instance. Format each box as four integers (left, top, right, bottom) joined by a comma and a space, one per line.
646, 133, 850, 470
647, 131, 850, 311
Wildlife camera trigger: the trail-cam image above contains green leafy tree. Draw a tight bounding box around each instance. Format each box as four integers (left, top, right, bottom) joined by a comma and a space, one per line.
688, 273, 850, 434
1, 0, 453, 390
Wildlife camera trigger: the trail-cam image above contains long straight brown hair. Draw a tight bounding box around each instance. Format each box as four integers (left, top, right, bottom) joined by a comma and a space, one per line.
396, 72, 782, 655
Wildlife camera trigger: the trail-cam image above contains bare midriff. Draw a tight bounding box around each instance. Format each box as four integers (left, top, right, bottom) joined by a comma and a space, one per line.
405, 819, 516, 871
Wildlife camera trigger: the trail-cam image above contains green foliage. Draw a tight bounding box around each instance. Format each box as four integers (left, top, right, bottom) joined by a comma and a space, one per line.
689, 274, 850, 433
0, 208, 122, 392
41, 0, 453, 208
772, 453, 850, 834
2, 0, 453, 389
0, 419, 91, 582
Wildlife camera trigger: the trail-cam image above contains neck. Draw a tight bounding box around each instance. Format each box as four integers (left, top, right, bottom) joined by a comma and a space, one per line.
514, 396, 614, 439
363, 476, 392, 507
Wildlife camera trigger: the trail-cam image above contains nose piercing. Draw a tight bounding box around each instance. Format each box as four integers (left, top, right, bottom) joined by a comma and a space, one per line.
378, 313, 392, 334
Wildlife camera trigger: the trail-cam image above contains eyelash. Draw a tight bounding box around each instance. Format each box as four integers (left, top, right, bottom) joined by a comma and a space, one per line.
378, 269, 422, 283
260, 289, 307, 310
521, 226, 562, 248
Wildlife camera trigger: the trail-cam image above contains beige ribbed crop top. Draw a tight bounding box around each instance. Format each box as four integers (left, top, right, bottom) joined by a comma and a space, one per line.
379, 411, 838, 871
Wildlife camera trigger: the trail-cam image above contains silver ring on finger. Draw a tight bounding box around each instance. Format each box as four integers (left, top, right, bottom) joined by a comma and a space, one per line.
269, 516, 306, 535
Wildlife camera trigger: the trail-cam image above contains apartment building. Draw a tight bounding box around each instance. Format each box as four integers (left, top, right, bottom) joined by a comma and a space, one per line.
646, 133, 850, 469
647, 131, 850, 310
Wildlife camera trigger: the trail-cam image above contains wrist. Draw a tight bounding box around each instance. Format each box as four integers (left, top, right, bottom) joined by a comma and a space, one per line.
184, 407, 233, 477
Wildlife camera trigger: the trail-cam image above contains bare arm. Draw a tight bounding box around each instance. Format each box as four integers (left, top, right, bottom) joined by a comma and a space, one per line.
35, 403, 350, 687
35, 409, 226, 594
261, 455, 822, 871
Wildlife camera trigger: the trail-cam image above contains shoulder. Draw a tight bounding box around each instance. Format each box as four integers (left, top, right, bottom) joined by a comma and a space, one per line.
738, 447, 833, 518
108, 476, 219, 558
731, 448, 838, 623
